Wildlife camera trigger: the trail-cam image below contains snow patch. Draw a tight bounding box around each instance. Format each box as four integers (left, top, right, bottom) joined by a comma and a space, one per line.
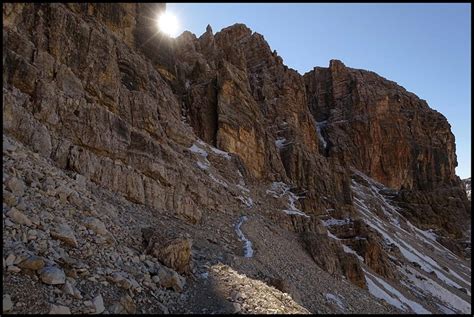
325, 293, 346, 311
342, 244, 364, 262
235, 216, 254, 258
275, 137, 289, 150
196, 161, 209, 170
321, 218, 351, 227
400, 266, 471, 314
316, 120, 328, 150
196, 139, 231, 160
189, 143, 208, 158
365, 270, 431, 314
209, 173, 228, 188
237, 195, 254, 208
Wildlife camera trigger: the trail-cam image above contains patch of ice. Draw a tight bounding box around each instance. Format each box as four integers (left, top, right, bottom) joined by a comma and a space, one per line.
237, 195, 253, 208
189, 143, 208, 158
365, 273, 407, 311
321, 218, 351, 227
266, 181, 290, 198
196, 161, 209, 170
209, 173, 228, 188
342, 244, 364, 262
365, 270, 431, 314
275, 137, 288, 150
435, 303, 456, 314
325, 293, 346, 311
235, 216, 254, 258
326, 230, 341, 240
236, 184, 250, 193
400, 266, 470, 314
316, 120, 328, 150
197, 139, 231, 160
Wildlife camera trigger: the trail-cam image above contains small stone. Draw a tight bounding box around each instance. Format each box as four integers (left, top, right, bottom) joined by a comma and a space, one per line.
49, 304, 71, 314
152, 275, 160, 283
7, 207, 33, 226
5, 253, 16, 266
5, 177, 25, 197
83, 217, 107, 235
92, 294, 105, 314
3, 294, 13, 312
62, 281, 75, 296
111, 295, 136, 314
157, 266, 186, 292
50, 223, 78, 247
3, 190, 18, 206
7, 265, 21, 273
18, 255, 45, 270
233, 302, 241, 313
40, 266, 66, 285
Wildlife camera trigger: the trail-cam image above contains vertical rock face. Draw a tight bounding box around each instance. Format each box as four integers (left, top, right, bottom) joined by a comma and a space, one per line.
3, 3, 470, 310
304, 60, 458, 191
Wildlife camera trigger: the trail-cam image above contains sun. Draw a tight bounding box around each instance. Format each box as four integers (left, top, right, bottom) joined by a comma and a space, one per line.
157, 11, 179, 38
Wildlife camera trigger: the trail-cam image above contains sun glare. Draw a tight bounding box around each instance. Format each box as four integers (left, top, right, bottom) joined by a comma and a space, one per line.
157, 11, 179, 38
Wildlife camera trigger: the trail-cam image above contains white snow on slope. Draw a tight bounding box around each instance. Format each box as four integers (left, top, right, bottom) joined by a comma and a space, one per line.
189, 143, 208, 158
325, 293, 346, 311
342, 244, 364, 262
235, 216, 254, 258
196, 139, 231, 160
364, 270, 430, 314
365, 273, 407, 311
400, 266, 471, 314
315, 120, 328, 150
275, 137, 288, 150
266, 182, 309, 217
351, 170, 471, 314
237, 195, 254, 208
321, 218, 351, 227
196, 161, 209, 170
209, 173, 228, 188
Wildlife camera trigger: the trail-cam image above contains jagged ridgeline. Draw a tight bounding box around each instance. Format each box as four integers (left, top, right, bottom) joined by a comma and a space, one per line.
3, 3, 471, 314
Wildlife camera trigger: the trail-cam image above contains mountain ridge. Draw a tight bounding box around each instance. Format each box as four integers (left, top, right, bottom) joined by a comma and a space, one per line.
2, 3, 471, 314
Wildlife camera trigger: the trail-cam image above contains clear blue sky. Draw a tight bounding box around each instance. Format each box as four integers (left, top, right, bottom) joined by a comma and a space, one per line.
168, 3, 471, 179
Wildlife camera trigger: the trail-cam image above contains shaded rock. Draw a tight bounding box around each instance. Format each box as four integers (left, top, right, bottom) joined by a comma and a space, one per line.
111, 295, 136, 314
50, 223, 78, 247
5, 176, 25, 197
83, 217, 108, 235
7, 207, 33, 226
18, 255, 45, 270
49, 304, 71, 314
92, 294, 105, 314
142, 228, 193, 274
157, 266, 186, 292
39, 266, 66, 285
3, 294, 13, 312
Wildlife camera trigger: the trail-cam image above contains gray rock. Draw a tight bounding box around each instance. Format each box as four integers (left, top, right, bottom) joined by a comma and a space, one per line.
5, 253, 16, 266
7, 207, 33, 226
49, 304, 71, 314
50, 223, 78, 247
92, 293, 105, 314
18, 255, 45, 270
39, 266, 66, 285
157, 266, 186, 292
3, 294, 13, 312
5, 176, 25, 197
83, 217, 108, 235
111, 295, 136, 314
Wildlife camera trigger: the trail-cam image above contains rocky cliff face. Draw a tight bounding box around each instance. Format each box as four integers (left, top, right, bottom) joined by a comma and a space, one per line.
3, 3, 471, 314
